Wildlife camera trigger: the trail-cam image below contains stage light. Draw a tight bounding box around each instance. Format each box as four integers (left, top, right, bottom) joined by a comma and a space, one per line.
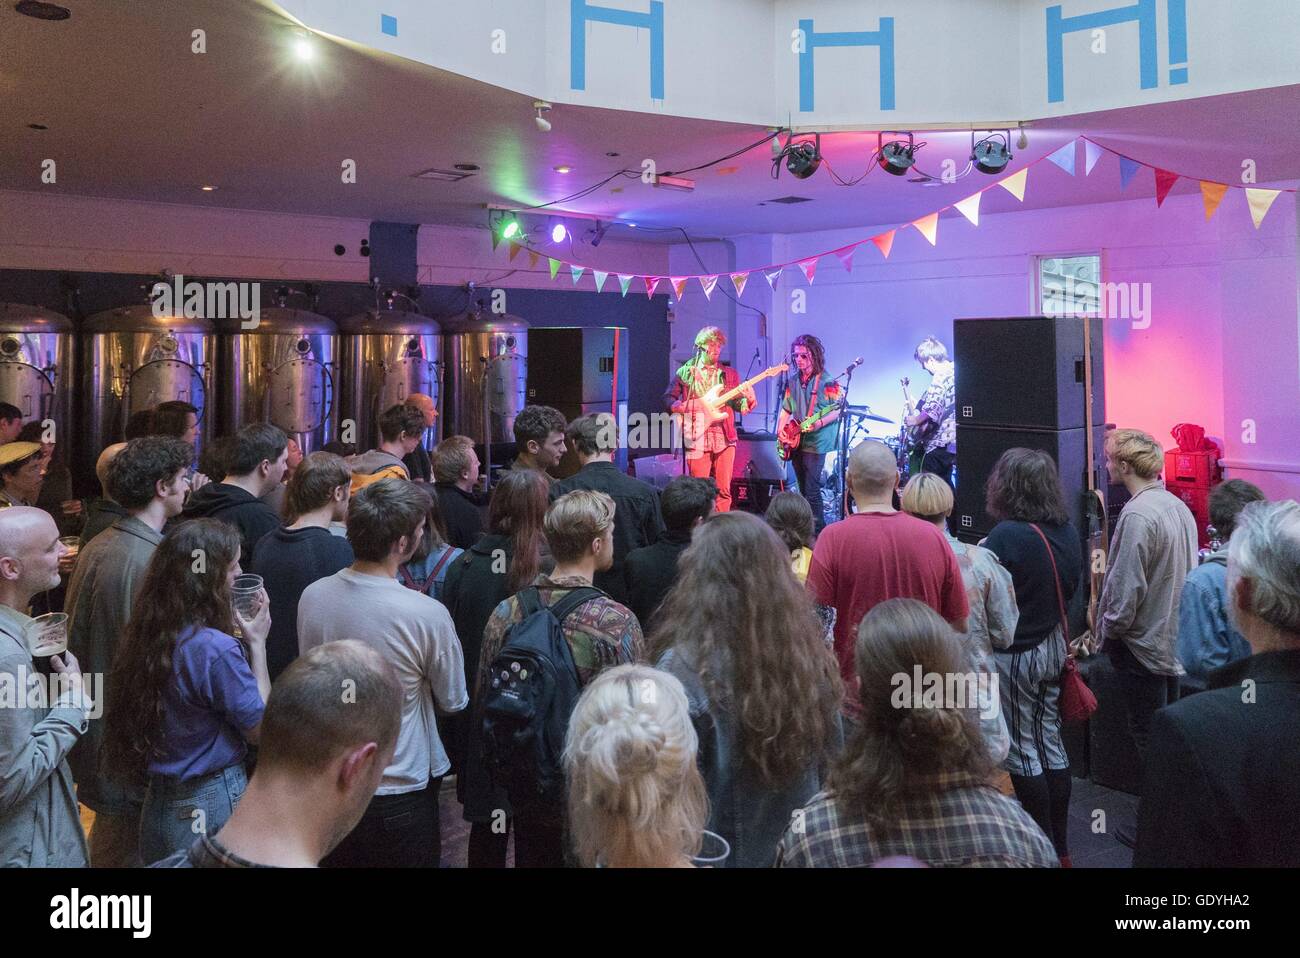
502, 218, 520, 240
590, 221, 609, 247
550, 221, 567, 243
877, 132, 916, 176
785, 136, 821, 180
291, 29, 316, 62
971, 132, 1012, 174
534, 100, 553, 132
554, 165, 572, 174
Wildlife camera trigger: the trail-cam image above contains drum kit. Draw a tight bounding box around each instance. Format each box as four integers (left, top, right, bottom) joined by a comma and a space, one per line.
819, 403, 904, 522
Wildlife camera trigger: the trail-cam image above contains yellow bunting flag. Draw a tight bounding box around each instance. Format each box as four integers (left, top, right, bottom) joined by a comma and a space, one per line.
912, 212, 939, 246
507, 243, 522, 262
730, 272, 749, 297
998, 167, 1028, 202
1199, 182, 1228, 221
670, 277, 688, 300
1245, 188, 1281, 229
954, 192, 982, 226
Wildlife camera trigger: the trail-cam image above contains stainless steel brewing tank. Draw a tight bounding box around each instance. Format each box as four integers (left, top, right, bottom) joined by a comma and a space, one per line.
337, 309, 441, 453
216, 308, 337, 454
0, 304, 75, 438
81, 305, 215, 483
443, 313, 528, 446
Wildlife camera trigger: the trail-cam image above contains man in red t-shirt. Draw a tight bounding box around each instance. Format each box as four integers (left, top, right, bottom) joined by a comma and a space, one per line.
807, 441, 969, 707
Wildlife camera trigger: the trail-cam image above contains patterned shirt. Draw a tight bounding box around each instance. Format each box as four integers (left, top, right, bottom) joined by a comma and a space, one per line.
775, 771, 1058, 868
917, 362, 956, 453
152, 832, 271, 868
781, 373, 842, 455
478, 573, 644, 694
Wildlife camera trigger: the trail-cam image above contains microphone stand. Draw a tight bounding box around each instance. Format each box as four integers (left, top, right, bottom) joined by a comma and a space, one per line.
836, 363, 856, 522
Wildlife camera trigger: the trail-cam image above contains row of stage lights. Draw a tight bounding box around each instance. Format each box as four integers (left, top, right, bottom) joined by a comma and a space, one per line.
778, 129, 1023, 180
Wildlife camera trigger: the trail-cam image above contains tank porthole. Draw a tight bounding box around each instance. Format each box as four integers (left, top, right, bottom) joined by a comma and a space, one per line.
0, 338, 20, 356
295, 338, 311, 354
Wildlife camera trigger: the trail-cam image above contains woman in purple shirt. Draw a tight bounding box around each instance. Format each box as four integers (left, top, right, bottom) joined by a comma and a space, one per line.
104, 519, 271, 864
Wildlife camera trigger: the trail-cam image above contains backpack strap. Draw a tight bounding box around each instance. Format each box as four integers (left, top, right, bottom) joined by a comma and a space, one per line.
546, 586, 605, 625
517, 587, 544, 618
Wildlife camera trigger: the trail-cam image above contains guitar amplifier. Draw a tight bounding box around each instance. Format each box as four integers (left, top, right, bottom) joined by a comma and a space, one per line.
731, 477, 783, 515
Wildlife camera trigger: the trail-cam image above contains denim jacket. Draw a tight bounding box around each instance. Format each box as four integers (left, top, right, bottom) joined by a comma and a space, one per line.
658, 646, 843, 868
1176, 553, 1251, 683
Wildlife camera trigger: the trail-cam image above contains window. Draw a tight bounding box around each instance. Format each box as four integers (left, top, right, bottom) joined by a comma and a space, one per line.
1035, 253, 1101, 317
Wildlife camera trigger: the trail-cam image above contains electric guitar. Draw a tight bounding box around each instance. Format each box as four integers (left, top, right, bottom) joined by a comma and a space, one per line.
679, 364, 788, 440
777, 402, 840, 461
899, 377, 937, 475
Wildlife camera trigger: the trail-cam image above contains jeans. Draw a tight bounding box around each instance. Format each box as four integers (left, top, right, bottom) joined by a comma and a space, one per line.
687, 444, 735, 512
1107, 642, 1180, 761
921, 447, 956, 491
791, 451, 828, 533
140, 763, 247, 865
323, 778, 443, 868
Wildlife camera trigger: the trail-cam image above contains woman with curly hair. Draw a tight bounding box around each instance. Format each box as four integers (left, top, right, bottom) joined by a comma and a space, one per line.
653, 511, 842, 867
776, 599, 1056, 868
103, 518, 271, 863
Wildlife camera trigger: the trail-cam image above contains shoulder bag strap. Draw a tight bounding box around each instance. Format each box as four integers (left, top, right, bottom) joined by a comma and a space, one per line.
1028, 522, 1070, 644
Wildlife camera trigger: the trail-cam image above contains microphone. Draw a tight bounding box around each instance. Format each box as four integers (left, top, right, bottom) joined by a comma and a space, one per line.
841, 356, 864, 376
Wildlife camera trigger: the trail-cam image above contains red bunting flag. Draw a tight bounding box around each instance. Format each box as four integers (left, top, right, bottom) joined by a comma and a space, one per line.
1154, 168, 1179, 207
645, 276, 663, 298
670, 277, 688, 300
833, 244, 858, 272
871, 230, 895, 259
797, 257, 819, 284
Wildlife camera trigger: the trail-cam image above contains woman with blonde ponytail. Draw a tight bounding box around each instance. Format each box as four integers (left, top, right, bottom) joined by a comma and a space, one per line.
564, 665, 708, 868
776, 599, 1057, 868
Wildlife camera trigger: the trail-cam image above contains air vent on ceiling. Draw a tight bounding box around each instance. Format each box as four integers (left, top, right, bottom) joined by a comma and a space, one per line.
765, 196, 813, 205
411, 168, 476, 183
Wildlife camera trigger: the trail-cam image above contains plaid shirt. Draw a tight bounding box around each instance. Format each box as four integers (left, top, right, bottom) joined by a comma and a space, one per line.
152, 833, 271, 868
478, 574, 643, 694
917, 362, 957, 453
775, 771, 1057, 868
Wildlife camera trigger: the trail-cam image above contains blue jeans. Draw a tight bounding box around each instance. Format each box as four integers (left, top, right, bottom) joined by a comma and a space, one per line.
140, 763, 247, 865
792, 451, 827, 533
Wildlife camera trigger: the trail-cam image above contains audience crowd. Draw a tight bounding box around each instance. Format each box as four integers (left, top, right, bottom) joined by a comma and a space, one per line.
0, 399, 1295, 870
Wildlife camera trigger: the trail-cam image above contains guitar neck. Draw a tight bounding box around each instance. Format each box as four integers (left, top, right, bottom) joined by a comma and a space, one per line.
713, 366, 785, 405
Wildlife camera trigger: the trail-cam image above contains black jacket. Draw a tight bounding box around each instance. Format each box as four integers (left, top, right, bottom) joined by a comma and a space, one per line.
623, 530, 692, 635
179, 482, 282, 568
434, 482, 485, 550
404, 445, 432, 483
551, 461, 663, 604
1134, 649, 1300, 867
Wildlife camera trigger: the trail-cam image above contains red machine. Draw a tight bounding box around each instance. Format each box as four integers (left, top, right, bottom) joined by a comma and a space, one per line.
1164, 424, 1223, 549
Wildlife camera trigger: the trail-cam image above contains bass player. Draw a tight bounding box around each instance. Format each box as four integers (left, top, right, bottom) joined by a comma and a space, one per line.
776, 334, 842, 533
904, 335, 957, 490
664, 326, 757, 512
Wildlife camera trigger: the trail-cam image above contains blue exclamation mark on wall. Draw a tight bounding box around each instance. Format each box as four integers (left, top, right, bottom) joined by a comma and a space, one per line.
1167, 0, 1187, 84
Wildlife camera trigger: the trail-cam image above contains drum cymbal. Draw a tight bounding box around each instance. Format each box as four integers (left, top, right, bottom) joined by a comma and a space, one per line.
845, 405, 894, 424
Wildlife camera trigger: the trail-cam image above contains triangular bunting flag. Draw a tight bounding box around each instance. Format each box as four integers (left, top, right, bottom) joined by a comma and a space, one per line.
911, 212, 939, 246
998, 168, 1028, 201
730, 272, 749, 297
833, 244, 858, 272
570, 264, 586, 284
645, 276, 663, 298
699, 275, 718, 300
1084, 139, 1104, 176
1154, 169, 1179, 207
670, 277, 688, 300
1245, 188, 1282, 229
871, 230, 895, 259
1199, 182, 1229, 221
527, 251, 539, 269
507, 242, 522, 262
617, 274, 633, 297
797, 257, 819, 284
592, 270, 608, 293
548, 258, 561, 280
954, 192, 982, 226
1119, 157, 1142, 191
1046, 141, 1076, 176
764, 268, 782, 290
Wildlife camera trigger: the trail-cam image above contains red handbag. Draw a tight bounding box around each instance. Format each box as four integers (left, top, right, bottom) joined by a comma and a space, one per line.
1029, 523, 1098, 723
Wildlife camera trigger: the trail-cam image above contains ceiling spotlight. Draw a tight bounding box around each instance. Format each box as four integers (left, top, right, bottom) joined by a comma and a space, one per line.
1017, 123, 1029, 151
502, 218, 520, 240
877, 132, 917, 176
554, 165, 572, 174
589, 221, 610, 247
550, 221, 567, 243
785, 136, 821, 180
971, 132, 1012, 174
290, 29, 316, 61
200, 185, 217, 191
533, 100, 553, 133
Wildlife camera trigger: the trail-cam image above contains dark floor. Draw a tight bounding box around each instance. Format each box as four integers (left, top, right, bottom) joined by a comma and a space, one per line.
433, 774, 1138, 868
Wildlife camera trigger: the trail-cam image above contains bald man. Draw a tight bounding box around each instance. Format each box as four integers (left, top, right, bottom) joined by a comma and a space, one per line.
806, 441, 969, 716
0, 507, 92, 866
402, 394, 438, 483
80, 443, 129, 548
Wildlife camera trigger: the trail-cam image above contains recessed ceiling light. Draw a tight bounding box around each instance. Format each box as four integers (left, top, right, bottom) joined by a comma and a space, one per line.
27, 123, 47, 131
554, 165, 572, 174
717, 166, 739, 175
15, 2, 71, 21
605, 151, 620, 157
453, 163, 480, 172
201, 185, 217, 191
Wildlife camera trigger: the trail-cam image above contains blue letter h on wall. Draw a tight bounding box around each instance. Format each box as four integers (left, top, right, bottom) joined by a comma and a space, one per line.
1046, 0, 1187, 104
571, 0, 665, 101
798, 17, 896, 113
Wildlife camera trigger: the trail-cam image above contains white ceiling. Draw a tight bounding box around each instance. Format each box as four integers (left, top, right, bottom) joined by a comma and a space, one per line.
1, 0, 1297, 244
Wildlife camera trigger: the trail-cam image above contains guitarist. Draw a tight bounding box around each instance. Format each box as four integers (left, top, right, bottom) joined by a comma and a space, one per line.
776, 334, 841, 533
664, 326, 756, 513
904, 336, 957, 490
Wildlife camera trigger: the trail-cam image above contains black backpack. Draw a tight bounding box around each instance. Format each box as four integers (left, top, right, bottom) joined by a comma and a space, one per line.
481, 585, 603, 816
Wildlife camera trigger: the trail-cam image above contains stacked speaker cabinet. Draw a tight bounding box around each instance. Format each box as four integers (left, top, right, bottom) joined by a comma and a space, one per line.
526, 327, 629, 476
952, 317, 1106, 564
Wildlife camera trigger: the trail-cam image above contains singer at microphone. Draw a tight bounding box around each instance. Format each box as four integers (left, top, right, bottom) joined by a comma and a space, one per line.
775, 334, 843, 534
